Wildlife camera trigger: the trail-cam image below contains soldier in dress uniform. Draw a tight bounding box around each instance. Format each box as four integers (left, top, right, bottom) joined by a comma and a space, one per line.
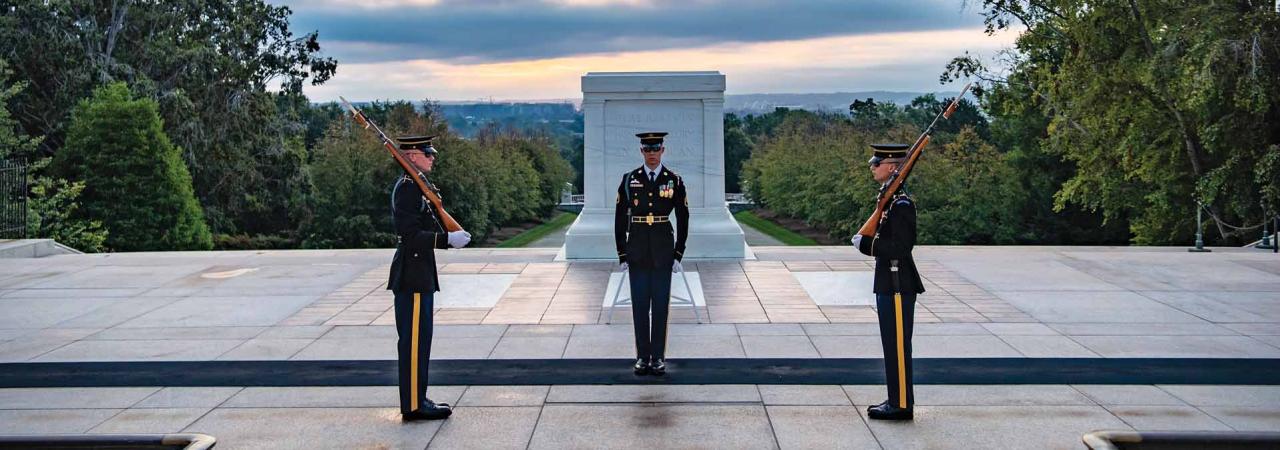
851, 143, 925, 421
387, 135, 472, 421
614, 131, 690, 376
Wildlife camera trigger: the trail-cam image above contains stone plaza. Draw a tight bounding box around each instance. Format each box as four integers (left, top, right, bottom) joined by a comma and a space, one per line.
0, 244, 1277, 449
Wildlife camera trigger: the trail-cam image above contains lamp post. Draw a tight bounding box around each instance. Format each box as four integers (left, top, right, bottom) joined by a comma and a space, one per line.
1189, 201, 1210, 253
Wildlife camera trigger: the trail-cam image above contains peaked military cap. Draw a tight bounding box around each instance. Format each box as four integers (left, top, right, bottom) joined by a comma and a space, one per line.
870, 143, 910, 159
636, 132, 668, 148
397, 135, 438, 154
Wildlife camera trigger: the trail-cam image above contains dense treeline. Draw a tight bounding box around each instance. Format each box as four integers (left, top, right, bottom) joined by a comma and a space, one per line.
0, 1, 572, 251
741, 0, 1278, 246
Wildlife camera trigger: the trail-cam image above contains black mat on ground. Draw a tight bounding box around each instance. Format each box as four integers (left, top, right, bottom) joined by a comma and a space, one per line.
1, 358, 1276, 387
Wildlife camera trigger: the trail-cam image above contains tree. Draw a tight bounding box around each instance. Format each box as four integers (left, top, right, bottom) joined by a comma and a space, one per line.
0, 58, 107, 251
52, 82, 211, 251
946, 0, 1280, 244
724, 113, 753, 193
1, 0, 337, 236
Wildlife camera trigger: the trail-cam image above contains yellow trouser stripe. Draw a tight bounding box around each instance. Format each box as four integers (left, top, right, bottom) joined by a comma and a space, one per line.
894, 293, 906, 408
411, 292, 421, 411
663, 286, 671, 356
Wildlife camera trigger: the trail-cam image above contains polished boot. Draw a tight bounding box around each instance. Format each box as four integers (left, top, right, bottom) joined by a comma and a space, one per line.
867, 403, 912, 421
866, 399, 889, 414
633, 358, 651, 375
402, 401, 452, 421
650, 358, 666, 376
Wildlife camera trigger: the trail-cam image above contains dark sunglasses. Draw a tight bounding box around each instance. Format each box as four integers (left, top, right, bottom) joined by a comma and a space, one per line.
641, 146, 663, 153
868, 156, 901, 168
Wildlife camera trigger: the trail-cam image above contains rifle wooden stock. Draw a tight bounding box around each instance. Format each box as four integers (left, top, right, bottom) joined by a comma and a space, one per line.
340, 97, 464, 232
856, 83, 971, 238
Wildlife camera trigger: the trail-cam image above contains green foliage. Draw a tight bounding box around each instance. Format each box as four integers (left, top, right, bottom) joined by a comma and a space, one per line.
732, 210, 818, 246
1, 0, 336, 236
51, 82, 211, 251
299, 116, 400, 249
724, 114, 753, 193
0, 58, 107, 250
497, 211, 578, 248
302, 101, 573, 248
26, 171, 108, 252
911, 128, 1022, 244
742, 106, 1025, 245
947, 0, 1280, 244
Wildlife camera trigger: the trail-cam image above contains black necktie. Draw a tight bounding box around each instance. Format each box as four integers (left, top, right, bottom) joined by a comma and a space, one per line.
649, 171, 656, 184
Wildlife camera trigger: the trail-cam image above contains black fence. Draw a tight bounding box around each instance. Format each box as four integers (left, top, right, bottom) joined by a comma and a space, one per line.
0, 159, 27, 239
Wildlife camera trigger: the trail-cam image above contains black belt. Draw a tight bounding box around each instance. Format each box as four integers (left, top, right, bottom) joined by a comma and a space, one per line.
630, 214, 670, 225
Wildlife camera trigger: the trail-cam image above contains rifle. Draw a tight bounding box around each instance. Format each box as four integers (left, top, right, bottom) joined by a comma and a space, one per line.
339, 96, 464, 232
857, 82, 972, 237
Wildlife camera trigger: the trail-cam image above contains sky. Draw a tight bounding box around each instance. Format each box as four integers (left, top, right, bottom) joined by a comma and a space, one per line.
280, 0, 1019, 102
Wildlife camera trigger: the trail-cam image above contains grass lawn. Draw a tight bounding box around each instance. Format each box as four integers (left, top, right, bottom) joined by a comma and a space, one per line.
733, 210, 820, 246
495, 211, 578, 248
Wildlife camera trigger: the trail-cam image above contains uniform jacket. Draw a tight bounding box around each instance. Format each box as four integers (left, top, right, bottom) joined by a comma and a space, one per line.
388, 175, 450, 293
857, 193, 926, 294
614, 166, 690, 269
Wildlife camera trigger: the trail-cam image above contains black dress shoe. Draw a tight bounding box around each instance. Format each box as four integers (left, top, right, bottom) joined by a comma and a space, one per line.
867, 403, 912, 421
867, 399, 889, 413
402, 403, 452, 421
425, 398, 450, 409
650, 358, 666, 376
633, 358, 650, 375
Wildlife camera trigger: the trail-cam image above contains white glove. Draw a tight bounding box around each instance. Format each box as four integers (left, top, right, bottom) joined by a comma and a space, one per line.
448, 231, 471, 248
851, 235, 863, 248
620, 262, 629, 272
672, 260, 683, 273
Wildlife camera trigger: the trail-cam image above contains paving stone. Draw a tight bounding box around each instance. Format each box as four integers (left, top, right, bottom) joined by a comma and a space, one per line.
88, 407, 212, 433
184, 407, 441, 449
667, 334, 745, 358
736, 323, 806, 336
134, 388, 244, 408
1199, 406, 1280, 431
457, 386, 549, 407
0, 409, 122, 434
999, 335, 1100, 357
739, 335, 819, 358
488, 336, 568, 359
32, 339, 244, 362
223, 386, 464, 408
216, 338, 313, 360
546, 385, 761, 403
863, 405, 1130, 450
426, 406, 541, 449
758, 385, 852, 406
1158, 385, 1280, 407
1071, 385, 1186, 406
1073, 336, 1280, 358
1104, 405, 1232, 431
766, 406, 880, 450
528, 404, 776, 450
289, 338, 397, 360
0, 387, 159, 409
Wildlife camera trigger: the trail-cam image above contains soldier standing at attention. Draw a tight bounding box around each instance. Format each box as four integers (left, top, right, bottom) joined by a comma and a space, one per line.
388, 135, 472, 421
615, 132, 689, 376
851, 143, 925, 421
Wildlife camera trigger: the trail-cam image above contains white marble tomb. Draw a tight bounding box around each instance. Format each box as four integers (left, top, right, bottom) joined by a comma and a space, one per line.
563, 71, 746, 259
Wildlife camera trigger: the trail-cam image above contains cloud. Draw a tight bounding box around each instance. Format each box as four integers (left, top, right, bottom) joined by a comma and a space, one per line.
303, 27, 1017, 102
281, 0, 987, 64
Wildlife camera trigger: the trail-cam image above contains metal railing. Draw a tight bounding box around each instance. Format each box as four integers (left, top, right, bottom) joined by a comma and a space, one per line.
0, 159, 27, 239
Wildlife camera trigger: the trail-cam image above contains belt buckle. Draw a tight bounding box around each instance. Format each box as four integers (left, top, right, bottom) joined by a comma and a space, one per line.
646, 214, 654, 225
